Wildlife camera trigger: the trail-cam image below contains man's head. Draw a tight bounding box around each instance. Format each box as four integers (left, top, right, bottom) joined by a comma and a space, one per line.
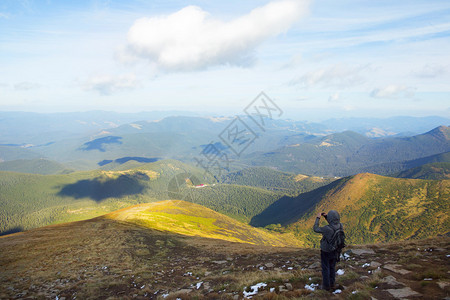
326, 210, 340, 225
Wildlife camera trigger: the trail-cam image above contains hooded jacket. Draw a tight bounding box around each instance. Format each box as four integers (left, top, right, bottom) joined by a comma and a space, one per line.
313, 210, 343, 252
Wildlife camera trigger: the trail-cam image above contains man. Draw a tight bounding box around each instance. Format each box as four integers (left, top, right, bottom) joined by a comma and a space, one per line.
313, 210, 344, 291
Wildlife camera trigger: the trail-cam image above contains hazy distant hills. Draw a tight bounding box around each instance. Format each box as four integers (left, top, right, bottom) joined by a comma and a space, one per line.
0, 113, 448, 177
245, 126, 450, 176
252, 173, 449, 245
0, 158, 73, 175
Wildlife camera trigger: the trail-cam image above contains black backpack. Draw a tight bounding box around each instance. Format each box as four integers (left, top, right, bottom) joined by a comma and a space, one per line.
329, 225, 346, 260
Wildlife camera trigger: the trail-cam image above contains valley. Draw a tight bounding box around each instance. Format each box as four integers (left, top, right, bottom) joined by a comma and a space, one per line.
0, 112, 449, 299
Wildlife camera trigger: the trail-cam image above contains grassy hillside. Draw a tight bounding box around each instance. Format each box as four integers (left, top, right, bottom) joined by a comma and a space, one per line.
252, 173, 449, 245
221, 166, 334, 195
0, 211, 448, 299
0, 158, 73, 175
104, 200, 303, 247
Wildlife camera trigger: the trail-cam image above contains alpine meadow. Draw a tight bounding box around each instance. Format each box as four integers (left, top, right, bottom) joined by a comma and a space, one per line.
1, 0, 450, 299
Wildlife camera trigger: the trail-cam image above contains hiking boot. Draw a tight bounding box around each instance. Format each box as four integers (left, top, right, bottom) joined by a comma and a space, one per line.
319, 285, 331, 291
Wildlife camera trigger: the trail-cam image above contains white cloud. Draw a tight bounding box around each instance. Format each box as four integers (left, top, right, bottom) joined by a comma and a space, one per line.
370, 84, 416, 99
291, 64, 368, 89
14, 81, 41, 91
122, 0, 310, 71
81, 74, 138, 95
414, 64, 447, 78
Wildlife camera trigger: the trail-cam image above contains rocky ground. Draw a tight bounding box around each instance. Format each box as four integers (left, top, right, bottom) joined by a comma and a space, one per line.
0, 217, 449, 299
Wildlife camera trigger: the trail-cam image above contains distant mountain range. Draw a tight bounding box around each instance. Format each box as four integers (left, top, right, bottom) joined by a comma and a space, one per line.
1, 112, 448, 177
244, 126, 450, 176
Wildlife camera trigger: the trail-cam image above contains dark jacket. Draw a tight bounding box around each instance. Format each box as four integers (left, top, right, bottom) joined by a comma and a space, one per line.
313, 210, 343, 252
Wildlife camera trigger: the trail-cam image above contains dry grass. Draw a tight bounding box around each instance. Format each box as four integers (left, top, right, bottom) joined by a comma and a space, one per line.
0, 216, 449, 299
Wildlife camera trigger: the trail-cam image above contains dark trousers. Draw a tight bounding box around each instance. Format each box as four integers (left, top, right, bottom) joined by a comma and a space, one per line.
320, 250, 337, 290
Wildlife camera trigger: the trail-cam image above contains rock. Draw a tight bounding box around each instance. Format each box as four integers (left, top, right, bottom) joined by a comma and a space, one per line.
212, 260, 228, 264
265, 262, 274, 268
233, 295, 239, 300
383, 264, 411, 275
308, 262, 321, 269
285, 283, 293, 291
279, 285, 288, 292
437, 281, 449, 290
370, 261, 382, 268
381, 275, 404, 287
350, 249, 375, 255
386, 287, 421, 298
203, 282, 211, 290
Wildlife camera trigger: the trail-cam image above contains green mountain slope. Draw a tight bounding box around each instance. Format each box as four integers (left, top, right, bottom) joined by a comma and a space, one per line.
364, 151, 450, 175
252, 173, 449, 245
393, 162, 450, 180
221, 167, 334, 195
0, 158, 73, 175
104, 200, 303, 247
0, 159, 294, 235
0, 159, 215, 235
0, 145, 41, 161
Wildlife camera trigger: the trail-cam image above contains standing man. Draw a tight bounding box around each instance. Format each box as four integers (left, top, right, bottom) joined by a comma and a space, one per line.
313, 210, 345, 291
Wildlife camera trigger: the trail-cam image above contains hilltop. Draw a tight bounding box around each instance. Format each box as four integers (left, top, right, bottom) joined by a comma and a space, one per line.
0, 207, 448, 299
252, 173, 449, 245
103, 200, 303, 247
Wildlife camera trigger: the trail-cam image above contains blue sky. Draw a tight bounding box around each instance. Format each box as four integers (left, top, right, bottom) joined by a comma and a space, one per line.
0, 0, 449, 120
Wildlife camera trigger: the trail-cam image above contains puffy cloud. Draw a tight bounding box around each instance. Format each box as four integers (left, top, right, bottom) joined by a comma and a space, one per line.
370, 84, 416, 99
291, 64, 368, 89
81, 74, 138, 95
122, 0, 310, 71
14, 81, 41, 91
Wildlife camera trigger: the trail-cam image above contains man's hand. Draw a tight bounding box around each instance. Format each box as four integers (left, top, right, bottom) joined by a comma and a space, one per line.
317, 213, 322, 219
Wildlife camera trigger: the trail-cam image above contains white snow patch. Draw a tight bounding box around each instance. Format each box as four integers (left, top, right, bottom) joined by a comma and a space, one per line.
333, 289, 342, 294
362, 263, 370, 268
287, 267, 293, 270
424, 278, 433, 281
196, 282, 203, 289
336, 269, 345, 275
352, 290, 358, 294
162, 293, 169, 298
243, 282, 267, 298
304, 283, 319, 291
270, 287, 275, 292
